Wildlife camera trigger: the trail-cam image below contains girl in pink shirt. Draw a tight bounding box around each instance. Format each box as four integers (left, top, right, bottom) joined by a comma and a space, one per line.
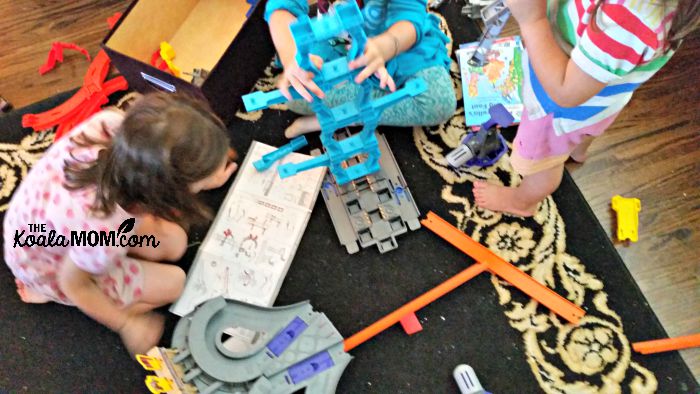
3, 93, 237, 355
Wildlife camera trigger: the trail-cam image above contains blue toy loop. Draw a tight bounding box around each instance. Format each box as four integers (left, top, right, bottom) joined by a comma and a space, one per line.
242, 1, 427, 185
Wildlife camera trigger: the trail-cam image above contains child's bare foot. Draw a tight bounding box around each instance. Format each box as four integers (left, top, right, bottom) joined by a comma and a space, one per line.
119, 312, 165, 356
285, 116, 321, 138
15, 279, 50, 304
473, 181, 538, 217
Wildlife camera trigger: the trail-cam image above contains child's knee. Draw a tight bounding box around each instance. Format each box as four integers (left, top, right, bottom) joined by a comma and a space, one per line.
433, 90, 457, 124
167, 227, 188, 262
171, 266, 186, 298
416, 90, 457, 126
413, 71, 457, 125
153, 221, 187, 262
159, 266, 186, 303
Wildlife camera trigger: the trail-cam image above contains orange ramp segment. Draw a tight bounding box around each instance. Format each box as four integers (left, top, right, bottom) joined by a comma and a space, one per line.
421, 211, 585, 325
633, 333, 700, 354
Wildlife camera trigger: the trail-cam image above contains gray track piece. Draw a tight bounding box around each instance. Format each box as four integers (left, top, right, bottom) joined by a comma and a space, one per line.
320, 131, 421, 254
149, 297, 352, 393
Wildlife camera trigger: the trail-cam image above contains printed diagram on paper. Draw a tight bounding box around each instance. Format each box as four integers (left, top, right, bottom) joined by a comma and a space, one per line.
171, 141, 325, 316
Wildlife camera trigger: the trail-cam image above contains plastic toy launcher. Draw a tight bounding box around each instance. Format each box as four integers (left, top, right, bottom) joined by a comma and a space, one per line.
242, 1, 427, 185
445, 103, 512, 168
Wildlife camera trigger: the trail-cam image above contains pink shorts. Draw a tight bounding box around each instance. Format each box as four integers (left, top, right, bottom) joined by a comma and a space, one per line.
510, 111, 620, 175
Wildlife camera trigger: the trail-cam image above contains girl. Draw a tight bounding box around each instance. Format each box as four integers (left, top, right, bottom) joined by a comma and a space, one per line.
265, 0, 457, 137
3, 92, 238, 356
474, 0, 700, 216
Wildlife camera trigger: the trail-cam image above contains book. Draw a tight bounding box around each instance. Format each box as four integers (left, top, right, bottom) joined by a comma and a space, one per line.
456, 36, 524, 127
170, 141, 325, 317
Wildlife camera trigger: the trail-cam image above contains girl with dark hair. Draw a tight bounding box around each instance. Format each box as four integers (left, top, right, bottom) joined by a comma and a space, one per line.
3, 92, 238, 355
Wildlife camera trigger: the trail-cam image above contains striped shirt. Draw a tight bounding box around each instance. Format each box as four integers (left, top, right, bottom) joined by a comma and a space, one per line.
523, 0, 678, 135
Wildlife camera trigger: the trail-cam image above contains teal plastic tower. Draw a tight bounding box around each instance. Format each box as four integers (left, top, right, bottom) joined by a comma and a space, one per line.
242, 1, 427, 185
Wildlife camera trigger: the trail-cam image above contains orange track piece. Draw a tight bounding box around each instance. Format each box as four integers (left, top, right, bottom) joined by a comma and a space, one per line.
343, 264, 487, 352
633, 333, 700, 355
421, 211, 585, 325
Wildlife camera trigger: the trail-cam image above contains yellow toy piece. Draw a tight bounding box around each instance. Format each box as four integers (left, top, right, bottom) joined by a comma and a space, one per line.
159, 41, 181, 77
145, 375, 175, 394
136, 353, 163, 371
611, 195, 641, 242
137, 347, 197, 394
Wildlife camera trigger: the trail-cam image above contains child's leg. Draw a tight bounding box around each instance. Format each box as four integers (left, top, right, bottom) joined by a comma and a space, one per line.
285, 66, 456, 137
374, 66, 456, 127
124, 260, 186, 314
284, 84, 357, 138
284, 114, 321, 138
114, 259, 185, 355
473, 163, 564, 217
570, 135, 595, 163
128, 215, 187, 262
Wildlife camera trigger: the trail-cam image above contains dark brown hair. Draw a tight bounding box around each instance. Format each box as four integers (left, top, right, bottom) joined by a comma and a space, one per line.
64, 92, 232, 228
668, 0, 700, 46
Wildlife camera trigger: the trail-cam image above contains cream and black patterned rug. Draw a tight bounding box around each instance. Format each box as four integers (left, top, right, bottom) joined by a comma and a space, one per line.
0, 7, 697, 394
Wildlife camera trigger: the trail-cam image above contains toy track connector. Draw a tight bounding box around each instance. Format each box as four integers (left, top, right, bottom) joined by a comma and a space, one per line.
611, 195, 641, 242
446, 104, 513, 168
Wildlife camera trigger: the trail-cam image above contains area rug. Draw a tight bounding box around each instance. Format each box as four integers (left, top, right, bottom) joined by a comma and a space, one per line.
1, 5, 697, 394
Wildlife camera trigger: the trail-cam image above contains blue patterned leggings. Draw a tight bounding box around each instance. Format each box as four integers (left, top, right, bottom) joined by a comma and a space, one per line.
287, 65, 456, 127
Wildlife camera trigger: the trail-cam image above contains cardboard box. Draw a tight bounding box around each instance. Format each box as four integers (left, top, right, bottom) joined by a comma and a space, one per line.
103, 0, 275, 123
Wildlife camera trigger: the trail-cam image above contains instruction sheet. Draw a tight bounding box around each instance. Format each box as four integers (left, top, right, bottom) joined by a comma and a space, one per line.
171, 141, 325, 316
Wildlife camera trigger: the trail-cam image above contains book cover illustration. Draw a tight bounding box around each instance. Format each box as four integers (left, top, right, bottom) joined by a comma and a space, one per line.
457, 36, 524, 127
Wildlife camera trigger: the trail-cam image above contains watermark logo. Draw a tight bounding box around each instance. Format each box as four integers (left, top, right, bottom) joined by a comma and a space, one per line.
13, 218, 160, 248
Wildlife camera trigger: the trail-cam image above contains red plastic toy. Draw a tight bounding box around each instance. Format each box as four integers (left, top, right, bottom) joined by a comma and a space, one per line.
22, 13, 129, 140
23, 50, 128, 140
106, 12, 122, 29
39, 42, 91, 75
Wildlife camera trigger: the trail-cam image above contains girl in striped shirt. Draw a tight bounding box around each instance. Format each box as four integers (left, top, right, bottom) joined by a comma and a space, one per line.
473, 0, 699, 216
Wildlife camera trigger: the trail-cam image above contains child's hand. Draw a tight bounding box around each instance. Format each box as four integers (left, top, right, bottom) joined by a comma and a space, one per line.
278, 55, 326, 102
505, 0, 547, 26
201, 161, 238, 191
348, 38, 396, 90
189, 158, 238, 193
118, 312, 165, 356
209, 160, 238, 189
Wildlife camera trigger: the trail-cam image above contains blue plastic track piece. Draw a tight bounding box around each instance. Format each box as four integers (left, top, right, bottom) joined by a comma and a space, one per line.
243, 89, 303, 112
253, 136, 308, 172
267, 316, 309, 357
288, 351, 335, 384
370, 78, 427, 113
481, 103, 514, 130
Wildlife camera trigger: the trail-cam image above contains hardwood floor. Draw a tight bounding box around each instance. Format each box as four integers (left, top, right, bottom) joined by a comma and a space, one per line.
564, 32, 700, 380
0, 0, 697, 382
0, 0, 124, 108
